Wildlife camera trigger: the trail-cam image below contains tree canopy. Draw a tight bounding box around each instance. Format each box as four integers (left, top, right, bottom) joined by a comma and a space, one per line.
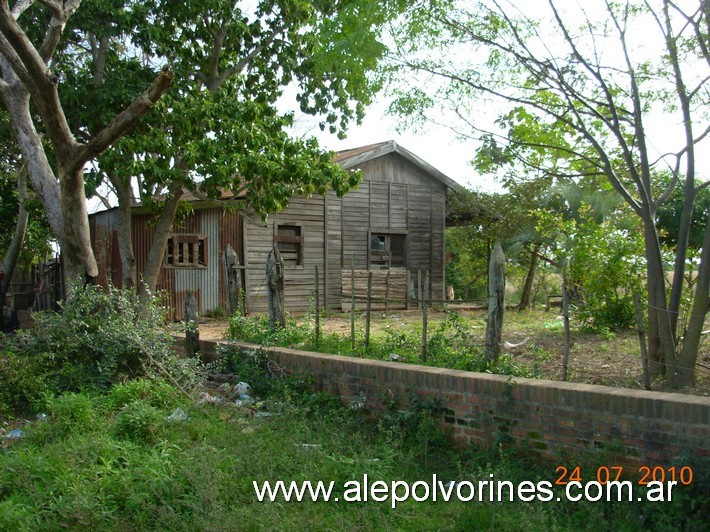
388, 0, 709, 386
0, 0, 408, 292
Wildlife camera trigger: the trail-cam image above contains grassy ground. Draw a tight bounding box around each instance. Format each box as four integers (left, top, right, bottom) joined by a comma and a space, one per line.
2, 374, 706, 531
193, 308, 710, 396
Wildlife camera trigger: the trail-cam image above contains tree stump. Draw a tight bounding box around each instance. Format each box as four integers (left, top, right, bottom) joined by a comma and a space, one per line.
223, 244, 243, 316
266, 245, 285, 330
485, 241, 505, 361
184, 291, 200, 358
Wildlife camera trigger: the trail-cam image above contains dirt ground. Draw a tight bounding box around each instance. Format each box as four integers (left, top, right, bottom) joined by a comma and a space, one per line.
180, 309, 710, 397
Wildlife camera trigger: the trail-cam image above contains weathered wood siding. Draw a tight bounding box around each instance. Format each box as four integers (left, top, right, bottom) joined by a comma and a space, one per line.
244, 195, 326, 314
341, 269, 408, 311
334, 153, 447, 306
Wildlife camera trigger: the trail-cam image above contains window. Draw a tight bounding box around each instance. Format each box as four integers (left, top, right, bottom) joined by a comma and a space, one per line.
275, 224, 303, 266
370, 233, 406, 268
165, 234, 207, 268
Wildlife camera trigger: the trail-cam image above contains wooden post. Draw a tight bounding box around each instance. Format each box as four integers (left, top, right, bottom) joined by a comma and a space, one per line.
384, 270, 390, 314
351, 254, 356, 349
634, 293, 651, 390
417, 269, 422, 310
562, 277, 571, 381
314, 265, 321, 346
365, 270, 373, 348
485, 242, 505, 361
421, 270, 429, 362
222, 244, 243, 316
406, 270, 413, 310
266, 245, 285, 330
184, 291, 200, 358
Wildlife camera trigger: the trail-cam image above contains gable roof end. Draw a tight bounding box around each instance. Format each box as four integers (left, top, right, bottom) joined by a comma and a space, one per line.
336, 140, 464, 192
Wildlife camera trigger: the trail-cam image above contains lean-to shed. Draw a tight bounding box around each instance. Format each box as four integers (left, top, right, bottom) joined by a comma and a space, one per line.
89, 140, 462, 319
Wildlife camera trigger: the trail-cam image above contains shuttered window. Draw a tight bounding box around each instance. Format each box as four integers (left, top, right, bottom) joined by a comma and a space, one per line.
165, 234, 208, 268
275, 224, 303, 266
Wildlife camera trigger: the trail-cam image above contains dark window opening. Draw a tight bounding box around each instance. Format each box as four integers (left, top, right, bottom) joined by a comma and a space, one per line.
370, 233, 406, 268
275, 224, 303, 266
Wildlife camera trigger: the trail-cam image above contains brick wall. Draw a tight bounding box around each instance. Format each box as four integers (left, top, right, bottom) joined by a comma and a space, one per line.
196, 339, 710, 467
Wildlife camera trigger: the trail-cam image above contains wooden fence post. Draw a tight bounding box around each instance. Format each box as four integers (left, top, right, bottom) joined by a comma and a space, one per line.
562, 278, 571, 381
351, 254, 356, 349
184, 291, 200, 358
223, 244, 243, 316
421, 270, 429, 362
485, 242, 505, 361
314, 265, 321, 346
266, 246, 285, 330
385, 270, 390, 314
365, 270, 372, 348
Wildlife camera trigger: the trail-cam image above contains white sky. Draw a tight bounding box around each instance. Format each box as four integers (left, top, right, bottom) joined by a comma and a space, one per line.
290, 0, 709, 195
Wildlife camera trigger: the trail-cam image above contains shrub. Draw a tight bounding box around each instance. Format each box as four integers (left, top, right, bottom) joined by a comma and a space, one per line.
113, 400, 164, 443
45, 392, 98, 436
0, 347, 50, 418
7, 286, 203, 395
106, 378, 182, 410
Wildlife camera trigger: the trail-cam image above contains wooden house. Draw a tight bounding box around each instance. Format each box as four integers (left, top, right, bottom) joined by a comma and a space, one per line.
89, 141, 462, 320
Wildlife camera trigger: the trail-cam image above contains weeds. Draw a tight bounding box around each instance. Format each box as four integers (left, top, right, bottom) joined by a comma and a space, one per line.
225, 311, 544, 379
1, 358, 705, 530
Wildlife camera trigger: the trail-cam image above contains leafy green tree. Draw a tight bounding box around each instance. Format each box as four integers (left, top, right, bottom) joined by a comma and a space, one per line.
389, 0, 709, 386
1, 0, 406, 295
60, 0, 407, 292
0, 0, 174, 292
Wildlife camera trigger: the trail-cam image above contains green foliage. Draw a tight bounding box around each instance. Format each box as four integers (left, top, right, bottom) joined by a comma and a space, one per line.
656, 172, 710, 250
105, 378, 182, 410
44, 392, 98, 437
58, 0, 409, 222
1, 286, 202, 414
226, 311, 540, 378
0, 166, 53, 269
113, 400, 164, 443
0, 347, 50, 418
0, 359, 706, 529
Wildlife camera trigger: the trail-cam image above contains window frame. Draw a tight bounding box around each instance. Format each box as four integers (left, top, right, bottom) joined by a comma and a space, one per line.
164, 233, 208, 269
274, 222, 304, 267
368, 230, 408, 269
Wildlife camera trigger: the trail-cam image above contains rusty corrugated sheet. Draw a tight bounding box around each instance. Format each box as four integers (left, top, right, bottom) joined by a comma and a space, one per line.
91, 206, 243, 321
218, 209, 243, 310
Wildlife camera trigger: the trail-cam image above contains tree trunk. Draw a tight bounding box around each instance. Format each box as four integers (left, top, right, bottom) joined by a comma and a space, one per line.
266, 245, 285, 330
0, 169, 29, 326
110, 173, 137, 290
485, 241, 505, 361
642, 216, 676, 377
1, 82, 64, 241
518, 243, 540, 311
667, 182, 695, 338
137, 186, 183, 296
59, 165, 99, 294
671, 211, 710, 387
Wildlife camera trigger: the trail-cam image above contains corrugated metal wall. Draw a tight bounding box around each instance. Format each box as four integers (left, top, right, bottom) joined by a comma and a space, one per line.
92, 206, 243, 321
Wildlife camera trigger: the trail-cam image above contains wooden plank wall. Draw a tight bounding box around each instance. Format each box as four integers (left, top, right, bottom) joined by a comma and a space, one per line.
341, 269, 408, 311
334, 154, 447, 305
245, 195, 326, 314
